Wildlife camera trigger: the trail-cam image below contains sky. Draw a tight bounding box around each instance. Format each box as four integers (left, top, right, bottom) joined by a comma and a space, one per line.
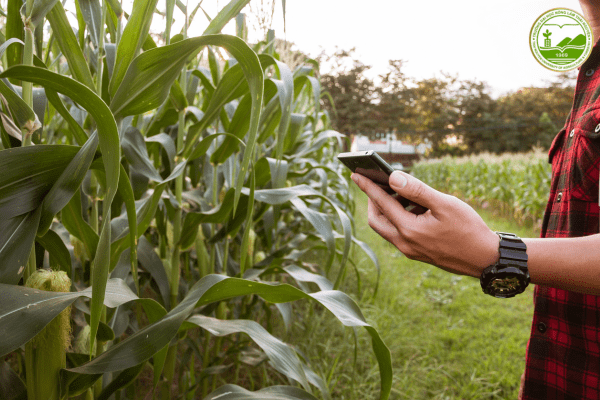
181, 0, 588, 98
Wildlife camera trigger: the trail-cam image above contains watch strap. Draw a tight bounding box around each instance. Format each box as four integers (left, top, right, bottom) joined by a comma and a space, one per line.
497, 232, 528, 270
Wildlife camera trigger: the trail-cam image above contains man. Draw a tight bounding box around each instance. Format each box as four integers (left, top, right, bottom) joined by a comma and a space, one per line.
351, 1, 600, 398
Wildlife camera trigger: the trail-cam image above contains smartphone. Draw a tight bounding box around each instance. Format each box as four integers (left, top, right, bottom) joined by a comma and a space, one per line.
337, 150, 428, 214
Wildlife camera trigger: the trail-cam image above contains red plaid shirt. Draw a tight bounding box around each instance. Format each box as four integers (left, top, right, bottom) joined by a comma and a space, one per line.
522, 39, 600, 399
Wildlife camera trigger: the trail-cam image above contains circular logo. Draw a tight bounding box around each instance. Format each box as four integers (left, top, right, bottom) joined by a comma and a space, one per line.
529, 8, 594, 71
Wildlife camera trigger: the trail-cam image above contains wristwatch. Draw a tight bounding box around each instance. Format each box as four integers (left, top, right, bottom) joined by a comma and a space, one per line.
480, 232, 530, 298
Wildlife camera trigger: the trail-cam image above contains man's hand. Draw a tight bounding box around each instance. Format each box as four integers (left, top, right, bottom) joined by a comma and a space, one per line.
351, 170, 500, 277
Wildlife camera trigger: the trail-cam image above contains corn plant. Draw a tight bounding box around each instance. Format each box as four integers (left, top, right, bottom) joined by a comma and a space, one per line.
413, 151, 551, 226
0, 1, 392, 399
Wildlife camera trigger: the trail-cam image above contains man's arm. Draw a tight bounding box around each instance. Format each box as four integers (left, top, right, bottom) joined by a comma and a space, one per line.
525, 235, 600, 295
351, 170, 600, 295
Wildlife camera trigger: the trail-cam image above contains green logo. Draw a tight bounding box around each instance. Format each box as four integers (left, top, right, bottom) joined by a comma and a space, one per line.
530, 8, 594, 71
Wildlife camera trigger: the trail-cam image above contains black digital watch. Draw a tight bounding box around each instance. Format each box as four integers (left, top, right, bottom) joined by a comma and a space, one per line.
480, 232, 530, 298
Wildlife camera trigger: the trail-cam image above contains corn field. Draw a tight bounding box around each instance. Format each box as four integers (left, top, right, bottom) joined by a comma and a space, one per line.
412, 151, 552, 227
0, 0, 392, 399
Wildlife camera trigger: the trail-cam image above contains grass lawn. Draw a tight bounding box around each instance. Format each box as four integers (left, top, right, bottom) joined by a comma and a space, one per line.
289, 185, 539, 399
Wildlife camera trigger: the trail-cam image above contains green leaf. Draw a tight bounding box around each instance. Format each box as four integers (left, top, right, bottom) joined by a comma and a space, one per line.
188, 132, 245, 163
239, 165, 255, 274
351, 236, 380, 296
0, 38, 24, 60
290, 197, 334, 272
109, 183, 167, 270
110, 34, 262, 136
0, 144, 80, 219
36, 228, 72, 275
0, 360, 27, 400
122, 127, 162, 181
4, 0, 24, 72
37, 132, 99, 236
105, 0, 123, 17
114, 163, 139, 294
204, 384, 319, 400
283, 265, 333, 291
189, 58, 263, 162
178, 187, 249, 250
28, 0, 61, 28
46, 2, 95, 89
183, 315, 316, 392
191, 67, 215, 96
169, 80, 187, 111
207, 46, 221, 85
0, 79, 38, 131
0, 208, 42, 284
137, 236, 170, 309
78, 0, 102, 47
237, 185, 352, 279
97, 362, 146, 400
62, 189, 99, 260
261, 55, 293, 160
108, 0, 160, 97
202, 0, 251, 35
44, 88, 88, 145
145, 132, 176, 170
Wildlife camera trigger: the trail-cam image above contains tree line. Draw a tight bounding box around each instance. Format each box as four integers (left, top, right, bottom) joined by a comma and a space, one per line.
319, 49, 576, 156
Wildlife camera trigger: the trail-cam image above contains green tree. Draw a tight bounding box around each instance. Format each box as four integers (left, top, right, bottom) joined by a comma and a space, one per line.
319, 48, 377, 136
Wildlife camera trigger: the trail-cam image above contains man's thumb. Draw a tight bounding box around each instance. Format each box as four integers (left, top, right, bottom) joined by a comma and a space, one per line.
389, 170, 440, 211
389, 171, 408, 190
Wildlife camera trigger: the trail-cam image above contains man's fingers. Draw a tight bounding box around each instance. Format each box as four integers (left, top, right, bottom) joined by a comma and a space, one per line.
367, 198, 399, 244
389, 170, 447, 213
352, 172, 414, 230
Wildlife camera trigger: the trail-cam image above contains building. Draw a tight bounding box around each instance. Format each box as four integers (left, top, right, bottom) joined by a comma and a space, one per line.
350, 134, 427, 170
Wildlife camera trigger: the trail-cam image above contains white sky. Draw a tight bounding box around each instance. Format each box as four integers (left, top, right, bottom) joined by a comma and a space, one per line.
176, 0, 587, 98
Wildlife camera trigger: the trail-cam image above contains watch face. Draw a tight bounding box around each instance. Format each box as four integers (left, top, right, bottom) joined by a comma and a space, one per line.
489, 277, 522, 295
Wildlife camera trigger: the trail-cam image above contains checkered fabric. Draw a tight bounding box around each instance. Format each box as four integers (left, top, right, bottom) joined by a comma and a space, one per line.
522, 39, 600, 399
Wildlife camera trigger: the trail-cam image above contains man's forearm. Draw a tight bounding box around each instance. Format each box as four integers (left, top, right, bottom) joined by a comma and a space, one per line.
524, 234, 600, 295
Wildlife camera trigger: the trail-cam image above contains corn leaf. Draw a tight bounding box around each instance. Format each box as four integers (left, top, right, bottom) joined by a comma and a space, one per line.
0, 360, 26, 400
137, 236, 170, 309
37, 132, 99, 235
36, 228, 72, 275
109, 183, 167, 270
78, 0, 102, 48
0, 145, 80, 220
0, 38, 23, 60
96, 362, 146, 400
108, 0, 160, 97
204, 384, 319, 400
0, 208, 42, 284
5, 0, 23, 72
0, 79, 37, 131
202, 0, 250, 35
62, 189, 99, 259
46, 2, 95, 89
183, 315, 315, 392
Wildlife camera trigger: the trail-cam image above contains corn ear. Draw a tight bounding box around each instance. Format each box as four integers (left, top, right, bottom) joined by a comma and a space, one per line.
25, 269, 72, 400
